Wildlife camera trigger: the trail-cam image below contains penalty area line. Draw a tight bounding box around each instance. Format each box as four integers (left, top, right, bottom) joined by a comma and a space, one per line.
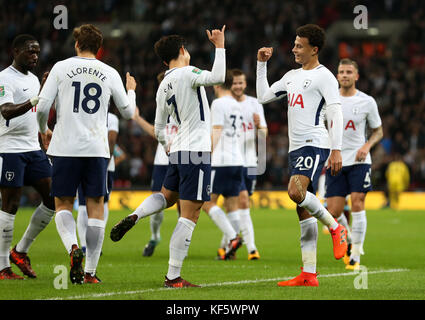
42, 268, 409, 300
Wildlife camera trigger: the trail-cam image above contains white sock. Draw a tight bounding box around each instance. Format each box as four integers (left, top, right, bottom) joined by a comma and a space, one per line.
103, 202, 109, 226
227, 210, 240, 233
239, 208, 257, 253
300, 217, 318, 274
167, 217, 196, 280
132, 193, 167, 222
351, 210, 367, 263
220, 233, 228, 249
55, 210, 79, 254
299, 192, 338, 230
0, 210, 15, 270
208, 206, 237, 241
16, 203, 55, 253
77, 205, 88, 248
150, 211, 164, 241
337, 214, 352, 243
84, 218, 105, 275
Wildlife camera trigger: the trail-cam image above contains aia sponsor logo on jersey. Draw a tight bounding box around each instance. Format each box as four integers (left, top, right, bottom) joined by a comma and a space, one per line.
345, 120, 356, 130
287, 93, 304, 108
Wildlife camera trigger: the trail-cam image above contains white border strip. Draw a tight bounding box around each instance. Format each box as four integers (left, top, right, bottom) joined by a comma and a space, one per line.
42, 268, 409, 300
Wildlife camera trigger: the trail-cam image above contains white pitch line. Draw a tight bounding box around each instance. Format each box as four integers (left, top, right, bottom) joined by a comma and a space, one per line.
43, 268, 409, 300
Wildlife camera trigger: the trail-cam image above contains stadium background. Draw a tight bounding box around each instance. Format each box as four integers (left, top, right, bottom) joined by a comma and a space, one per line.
1, 0, 424, 208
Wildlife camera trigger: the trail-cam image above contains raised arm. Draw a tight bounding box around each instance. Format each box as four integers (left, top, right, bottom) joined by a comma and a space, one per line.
256, 47, 287, 104
132, 106, 155, 138
190, 26, 226, 87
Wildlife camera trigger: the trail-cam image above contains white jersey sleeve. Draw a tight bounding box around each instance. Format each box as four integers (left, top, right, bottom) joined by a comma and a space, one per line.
154, 115, 178, 165
256, 61, 288, 104
189, 48, 226, 88
0, 66, 41, 153
107, 113, 119, 172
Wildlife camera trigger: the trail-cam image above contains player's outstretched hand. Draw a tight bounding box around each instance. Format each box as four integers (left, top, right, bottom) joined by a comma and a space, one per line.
126, 72, 137, 91
257, 47, 273, 62
206, 25, 225, 48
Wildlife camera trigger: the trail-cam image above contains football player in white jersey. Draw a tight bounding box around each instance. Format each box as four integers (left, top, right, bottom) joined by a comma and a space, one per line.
202, 71, 244, 260
0, 34, 55, 280
326, 58, 383, 270
110, 26, 226, 288
131, 72, 181, 257
37, 24, 136, 284
230, 68, 268, 260
76, 111, 121, 254
256, 24, 348, 287
132, 106, 179, 257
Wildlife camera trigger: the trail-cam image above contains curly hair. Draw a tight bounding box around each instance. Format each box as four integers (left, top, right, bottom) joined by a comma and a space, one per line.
296, 24, 326, 52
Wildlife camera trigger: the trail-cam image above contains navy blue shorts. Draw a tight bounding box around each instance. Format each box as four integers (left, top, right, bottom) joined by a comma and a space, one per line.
325, 164, 372, 198
163, 151, 211, 201
51, 156, 109, 198
78, 171, 114, 205
211, 166, 243, 197
0, 150, 52, 187
240, 167, 257, 196
151, 165, 169, 192
288, 146, 330, 194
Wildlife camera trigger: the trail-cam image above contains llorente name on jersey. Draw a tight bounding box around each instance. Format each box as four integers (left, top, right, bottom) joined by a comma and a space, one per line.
66, 67, 107, 82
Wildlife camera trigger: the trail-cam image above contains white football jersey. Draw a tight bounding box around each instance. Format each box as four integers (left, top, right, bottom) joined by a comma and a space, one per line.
153, 115, 178, 165
340, 90, 382, 166
211, 95, 244, 166
238, 95, 267, 167
38, 56, 135, 158
107, 112, 119, 172
155, 48, 226, 153
0, 66, 40, 153
258, 64, 340, 152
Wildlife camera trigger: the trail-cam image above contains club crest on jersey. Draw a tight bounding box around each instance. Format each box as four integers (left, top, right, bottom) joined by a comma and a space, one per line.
5, 171, 14, 181
192, 68, 202, 75
0, 86, 4, 97
303, 79, 312, 89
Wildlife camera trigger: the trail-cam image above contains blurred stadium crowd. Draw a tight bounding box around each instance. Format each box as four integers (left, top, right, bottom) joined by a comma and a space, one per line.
1, 0, 424, 193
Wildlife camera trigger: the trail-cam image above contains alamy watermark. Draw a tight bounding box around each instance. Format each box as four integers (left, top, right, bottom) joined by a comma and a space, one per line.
353, 5, 368, 30
53, 5, 68, 30
353, 265, 368, 289
53, 265, 68, 289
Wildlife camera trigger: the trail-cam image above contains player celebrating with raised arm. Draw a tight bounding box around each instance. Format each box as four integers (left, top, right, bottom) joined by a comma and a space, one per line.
110, 26, 226, 288
326, 58, 383, 270
36, 24, 136, 284
256, 24, 347, 287
0, 35, 55, 280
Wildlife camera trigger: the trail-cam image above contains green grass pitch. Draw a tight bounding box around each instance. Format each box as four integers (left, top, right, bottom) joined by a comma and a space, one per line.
1, 207, 424, 300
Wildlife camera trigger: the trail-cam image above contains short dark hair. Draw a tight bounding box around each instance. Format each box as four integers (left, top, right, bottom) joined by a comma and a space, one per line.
219, 71, 234, 90
73, 24, 103, 55
154, 35, 187, 65
296, 24, 325, 52
339, 58, 359, 71
12, 34, 37, 50
230, 68, 245, 78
